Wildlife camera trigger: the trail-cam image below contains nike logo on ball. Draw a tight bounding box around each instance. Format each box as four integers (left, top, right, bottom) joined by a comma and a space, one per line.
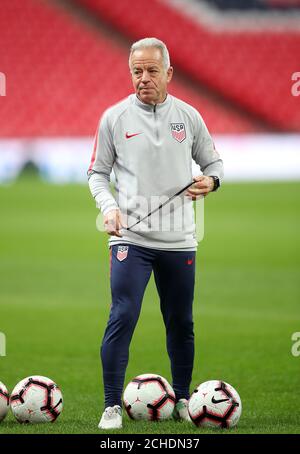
125, 132, 142, 139
211, 396, 230, 404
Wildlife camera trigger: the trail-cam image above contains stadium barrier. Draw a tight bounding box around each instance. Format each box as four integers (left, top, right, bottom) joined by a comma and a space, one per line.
0, 135, 300, 184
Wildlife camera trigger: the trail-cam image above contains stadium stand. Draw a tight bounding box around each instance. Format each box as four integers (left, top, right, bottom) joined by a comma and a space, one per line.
0, 0, 264, 137
75, 0, 300, 132
1, 0, 299, 136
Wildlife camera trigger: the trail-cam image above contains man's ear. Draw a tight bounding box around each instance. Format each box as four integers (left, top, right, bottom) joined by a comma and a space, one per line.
167, 66, 173, 83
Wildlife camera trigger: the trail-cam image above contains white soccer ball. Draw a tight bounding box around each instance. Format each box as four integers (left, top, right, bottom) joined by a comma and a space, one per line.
123, 373, 176, 421
10, 376, 63, 424
188, 380, 242, 428
0, 381, 9, 422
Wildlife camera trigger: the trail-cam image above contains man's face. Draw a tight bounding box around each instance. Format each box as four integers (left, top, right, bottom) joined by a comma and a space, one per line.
130, 47, 173, 105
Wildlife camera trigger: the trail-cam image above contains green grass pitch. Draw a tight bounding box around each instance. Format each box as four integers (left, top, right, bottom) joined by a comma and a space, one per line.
0, 177, 299, 434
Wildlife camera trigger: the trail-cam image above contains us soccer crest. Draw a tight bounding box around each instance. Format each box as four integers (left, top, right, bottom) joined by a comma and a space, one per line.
171, 123, 186, 143
117, 245, 129, 262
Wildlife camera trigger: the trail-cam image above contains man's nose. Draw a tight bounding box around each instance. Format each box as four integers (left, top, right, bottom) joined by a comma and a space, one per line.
141, 71, 150, 83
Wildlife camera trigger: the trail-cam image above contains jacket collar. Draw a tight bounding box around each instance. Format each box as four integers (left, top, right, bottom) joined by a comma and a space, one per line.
132, 94, 172, 112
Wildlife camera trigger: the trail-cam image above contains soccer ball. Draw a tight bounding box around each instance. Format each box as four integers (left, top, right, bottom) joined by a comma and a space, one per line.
188, 380, 242, 428
10, 376, 63, 424
123, 373, 176, 421
0, 381, 9, 422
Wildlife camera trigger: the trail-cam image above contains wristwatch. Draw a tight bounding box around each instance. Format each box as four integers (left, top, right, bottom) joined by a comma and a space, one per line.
210, 176, 220, 192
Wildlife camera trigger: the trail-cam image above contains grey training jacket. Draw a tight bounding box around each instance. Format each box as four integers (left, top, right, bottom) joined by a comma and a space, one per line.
88, 93, 224, 251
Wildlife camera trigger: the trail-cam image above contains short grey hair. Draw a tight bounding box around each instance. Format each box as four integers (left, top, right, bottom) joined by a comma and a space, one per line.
129, 37, 171, 70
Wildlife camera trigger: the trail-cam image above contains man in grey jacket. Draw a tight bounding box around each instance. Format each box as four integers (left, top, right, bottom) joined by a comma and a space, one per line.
88, 37, 224, 429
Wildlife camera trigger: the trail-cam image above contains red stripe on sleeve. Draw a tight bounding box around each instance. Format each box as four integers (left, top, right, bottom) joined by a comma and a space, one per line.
88, 126, 99, 172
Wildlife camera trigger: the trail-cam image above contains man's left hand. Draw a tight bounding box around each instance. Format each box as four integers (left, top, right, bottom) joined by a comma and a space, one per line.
185, 176, 214, 200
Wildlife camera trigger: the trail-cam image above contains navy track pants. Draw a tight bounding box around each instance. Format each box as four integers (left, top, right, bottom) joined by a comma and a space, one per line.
101, 244, 196, 408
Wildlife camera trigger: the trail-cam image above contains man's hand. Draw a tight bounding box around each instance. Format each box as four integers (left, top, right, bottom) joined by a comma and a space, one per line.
186, 176, 214, 200
104, 209, 127, 237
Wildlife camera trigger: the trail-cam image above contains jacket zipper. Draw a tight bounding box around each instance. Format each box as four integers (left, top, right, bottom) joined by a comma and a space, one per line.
153, 104, 159, 141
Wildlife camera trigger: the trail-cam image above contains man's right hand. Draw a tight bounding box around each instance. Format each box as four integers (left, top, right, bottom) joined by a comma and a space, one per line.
104, 209, 126, 237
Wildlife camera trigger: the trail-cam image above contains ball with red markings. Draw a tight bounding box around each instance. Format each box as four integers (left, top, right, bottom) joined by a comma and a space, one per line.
0, 381, 10, 422
123, 373, 175, 421
10, 376, 63, 424
188, 380, 242, 428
